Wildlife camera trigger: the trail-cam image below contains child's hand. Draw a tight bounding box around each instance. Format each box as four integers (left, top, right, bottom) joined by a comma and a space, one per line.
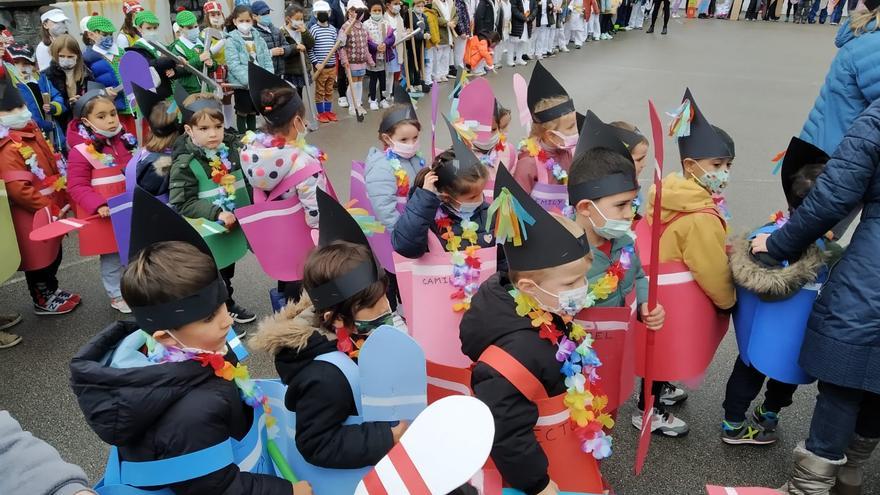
378, 43, 386, 52
199, 51, 211, 62
391, 420, 410, 443
750, 233, 770, 254
297, 43, 306, 52
422, 171, 439, 194
218, 211, 237, 227
97, 206, 111, 218
42, 103, 51, 113
537, 480, 559, 495
292, 480, 313, 495
640, 303, 665, 331
271, 47, 286, 56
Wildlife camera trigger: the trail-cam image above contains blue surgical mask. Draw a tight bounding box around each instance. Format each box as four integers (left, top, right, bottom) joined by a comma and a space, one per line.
260, 16, 273, 27
454, 200, 483, 218
695, 165, 730, 195
185, 27, 200, 42
98, 35, 115, 50
588, 201, 633, 240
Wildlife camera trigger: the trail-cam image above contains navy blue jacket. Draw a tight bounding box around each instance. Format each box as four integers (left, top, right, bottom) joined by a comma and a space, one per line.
392, 186, 494, 258
768, 98, 880, 394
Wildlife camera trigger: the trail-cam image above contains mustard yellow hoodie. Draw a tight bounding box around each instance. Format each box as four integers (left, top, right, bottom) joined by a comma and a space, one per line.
645, 173, 736, 310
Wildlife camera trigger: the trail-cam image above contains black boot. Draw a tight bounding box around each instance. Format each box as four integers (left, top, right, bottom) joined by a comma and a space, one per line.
646, 23, 655, 33
661, 26, 668, 34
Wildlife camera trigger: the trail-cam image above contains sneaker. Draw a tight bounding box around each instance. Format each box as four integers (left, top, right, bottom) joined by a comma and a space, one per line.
0, 330, 22, 349
54, 288, 81, 304
0, 313, 22, 331
228, 302, 257, 324
327, 111, 338, 122
722, 420, 778, 445
516, 59, 527, 66
522, 54, 531, 61
357, 106, 367, 115
632, 407, 690, 437
338, 96, 349, 108
471, 68, 486, 76
560, 46, 570, 52
369, 99, 379, 111
317, 112, 331, 123
659, 382, 688, 406
34, 289, 80, 315
110, 297, 132, 314
574, 43, 582, 49
380, 99, 392, 109
348, 106, 357, 116
752, 405, 780, 432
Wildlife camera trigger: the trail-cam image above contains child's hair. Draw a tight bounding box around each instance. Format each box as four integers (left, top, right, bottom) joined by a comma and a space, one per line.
790, 161, 827, 206
50, 34, 85, 82
82, 94, 117, 121
477, 31, 501, 45
38, 6, 54, 46
529, 96, 571, 138
413, 150, 490, 197
122, 241, 218, 315
145, 100, 181, 152
121, 11, 139, 39
182, 93, 224, 125
508, 214, 589, 283
369, 0, 386, 9
286, 4, 305, 19
379, 105, 421, 140
260, 86, 306, 135
609, 120, 649, 147
227, 5, 253, 28
303, 242, 389, 331
569, 148, 637, 189
493, 100, 511, 128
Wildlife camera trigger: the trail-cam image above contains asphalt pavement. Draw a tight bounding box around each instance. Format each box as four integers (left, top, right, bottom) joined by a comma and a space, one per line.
2, 16, 877, 495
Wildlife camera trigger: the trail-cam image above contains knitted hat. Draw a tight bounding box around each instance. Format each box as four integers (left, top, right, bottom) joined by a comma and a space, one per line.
87, 16, 116, 34
203, 1, 224, 14
134, 10, 160, 27
175, 10, 198, 28
123, 1, 144, 15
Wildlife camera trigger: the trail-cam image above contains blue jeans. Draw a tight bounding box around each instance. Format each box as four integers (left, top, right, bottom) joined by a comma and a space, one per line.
808, 0, 828, 23
830, 0, 845, 23
805, 381, 880, 460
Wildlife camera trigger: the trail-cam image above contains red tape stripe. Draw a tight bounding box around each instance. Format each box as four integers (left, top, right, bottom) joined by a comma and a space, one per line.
388, 443, 432, 495
362, 468, 388, 495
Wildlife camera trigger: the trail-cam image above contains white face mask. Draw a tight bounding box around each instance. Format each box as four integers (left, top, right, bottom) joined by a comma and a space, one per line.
391, 4, 402, 13
236, 21, 253, 34
534, 279, 592, 316
0, 108, 33, 130
49, 22, 68, 37
390, 138, 419, 158
166, 330, 227, 356
472, 132, 500, 152
15, 65, 34, 80
290, 19, 305, 29
210, 15, 225, 27
58, 55, 77, 69
142, 29, 160, 42
85, 119, 123, 138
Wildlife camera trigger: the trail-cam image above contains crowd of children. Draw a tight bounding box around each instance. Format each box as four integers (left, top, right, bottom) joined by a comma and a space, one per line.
0, 1, 873, 494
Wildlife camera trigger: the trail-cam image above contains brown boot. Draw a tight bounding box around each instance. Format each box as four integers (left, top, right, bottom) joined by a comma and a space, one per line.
833, 435, 879, 495
779, 442, 847, 495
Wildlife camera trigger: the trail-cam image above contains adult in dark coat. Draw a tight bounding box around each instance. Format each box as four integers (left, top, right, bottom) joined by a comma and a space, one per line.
475, 0, 503, 35
752, 98, 880, 495
510, 0, 536, 39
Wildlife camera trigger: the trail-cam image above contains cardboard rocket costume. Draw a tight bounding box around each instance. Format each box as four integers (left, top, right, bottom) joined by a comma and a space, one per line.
634, 88, 732, 382
730, 137, 832, 385
460, 165, 610, 494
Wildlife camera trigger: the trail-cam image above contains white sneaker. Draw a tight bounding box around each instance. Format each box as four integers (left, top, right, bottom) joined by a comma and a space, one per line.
516, 59, 527, 66
632, 408, 690, 437
658, 382, 689, 406
472, 68, 486, 76
338, 96, 350, 108
369, 99, 379, 111
380, 99, 392, 109
574, 43, 583, 48
560, 46, 570, 52
348, 106, 357, 116
111, 297, 132, 314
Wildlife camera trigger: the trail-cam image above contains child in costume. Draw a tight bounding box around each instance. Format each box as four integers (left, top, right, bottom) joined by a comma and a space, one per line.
310, 1, 340, 123
565, 0, 588, 47
117, 1, 144, 49
403, 0, 430, 91
131, 83, 179, 198
722, 137, 835, 446
226, 4, 273, 132
364, 0, 396, 111
465, 31, 500, 75
170, 90, 255, 328
201, 2, 232, 123
251, 189, 408, 477
514, 62, 578, 205
169, 10, 211, 96
126, 10, 178, 100
384, 0, 406, 98
239, 62, 329, 305
639, 88, 737, 432
340, 0, 374, 116
431, 0, 458, 83
421, 0, 442, 87
69, 189, 311, 495
6, 43, 67, 152
609, 119, 649, 216
281, 5, 315, 98
0, 67, 80, 315
82, 16, 136, 136
66, 83, 137, 314
460, 164, 612, 495
392, 118, 494, 258
568, 112, 683, 435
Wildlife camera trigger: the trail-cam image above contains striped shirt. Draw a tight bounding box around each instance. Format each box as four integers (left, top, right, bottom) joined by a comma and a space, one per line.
309, 23, 338, 67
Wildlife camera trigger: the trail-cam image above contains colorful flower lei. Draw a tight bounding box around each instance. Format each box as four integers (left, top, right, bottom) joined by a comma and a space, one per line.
519, 137, 568, 184
205, 143, 238, 212
712, 193, 731, 222
19, 145, 44, 181
147, 336, 281, 440
510, 289, 615, 459
385, 148, 423, 198
770, 210, 788, 229
242, 131, 328, 164
334, 327, 368, 358
436, 209, 482, 311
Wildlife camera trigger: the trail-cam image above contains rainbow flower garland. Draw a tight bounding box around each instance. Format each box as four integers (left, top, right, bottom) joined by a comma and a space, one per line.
436, 210, 482, 312
511, 289, 615, 459
519, 137, 568, 184
205, 143, 238, 212
384, 149, 423, 198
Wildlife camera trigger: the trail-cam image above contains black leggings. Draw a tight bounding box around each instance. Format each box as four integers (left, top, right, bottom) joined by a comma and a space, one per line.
367, 70, 386, 102
651, 0, 671, 28
600, 13, 614, 33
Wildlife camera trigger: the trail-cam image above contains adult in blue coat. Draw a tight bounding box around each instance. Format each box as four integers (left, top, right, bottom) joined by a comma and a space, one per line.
753, 99, 880, 495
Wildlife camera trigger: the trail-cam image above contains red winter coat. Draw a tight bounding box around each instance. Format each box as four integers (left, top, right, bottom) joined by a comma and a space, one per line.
67, 131, 133, 214
0, 122, 65, 213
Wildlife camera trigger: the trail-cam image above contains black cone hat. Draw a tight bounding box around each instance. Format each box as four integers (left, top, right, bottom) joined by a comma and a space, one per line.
0, 67, 24, 112
73, 81, 108, 119
127, 188, 228, 331
174, 83, 222, 123
677, 88, 734, 160
133, 82, 179, 137
574, 110, 633, 163
527, 61, 574, 124
611, 126, 645, 151
576, 112, 586, 133
249, 61, 303, 127
781, 136, 829, 210
380, 84, 419, 133
435, 115, 482, 190
492, 165, 590, 271
307, 189, 383, 311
